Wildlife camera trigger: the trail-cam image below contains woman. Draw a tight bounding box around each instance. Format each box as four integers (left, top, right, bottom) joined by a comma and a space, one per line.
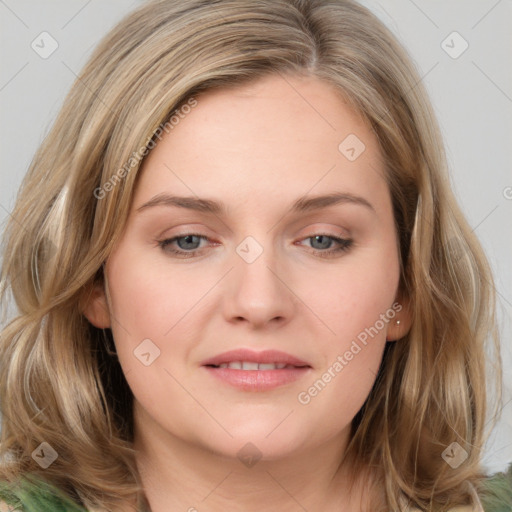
0, 0, 509, 510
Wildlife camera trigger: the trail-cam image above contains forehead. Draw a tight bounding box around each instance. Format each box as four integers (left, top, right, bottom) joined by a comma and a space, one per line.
133, 74, 388, 216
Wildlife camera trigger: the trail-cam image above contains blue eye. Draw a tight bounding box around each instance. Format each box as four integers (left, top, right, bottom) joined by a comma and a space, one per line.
157, 233, 353, 259
173, 234, 202, 251
300, 235, 353, 258
157, 233, 208, 258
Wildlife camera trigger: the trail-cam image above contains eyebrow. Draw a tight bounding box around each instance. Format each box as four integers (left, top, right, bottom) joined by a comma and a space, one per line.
136, 191, 376, 215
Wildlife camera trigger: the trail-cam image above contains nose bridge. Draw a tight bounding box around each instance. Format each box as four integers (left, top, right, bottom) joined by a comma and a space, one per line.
223, 234, 295, 327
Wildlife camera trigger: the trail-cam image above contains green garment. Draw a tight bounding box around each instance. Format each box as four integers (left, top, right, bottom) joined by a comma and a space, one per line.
480, 463, 512, 512
0, 465, 511, 511
0, 476, 86, 511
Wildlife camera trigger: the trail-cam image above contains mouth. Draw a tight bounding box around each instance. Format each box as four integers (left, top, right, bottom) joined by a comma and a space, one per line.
201, 349, 312, 391
206, 361, 305, 370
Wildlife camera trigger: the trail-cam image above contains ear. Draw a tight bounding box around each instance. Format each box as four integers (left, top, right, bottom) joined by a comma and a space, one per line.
386, 291, 412, 342
80, 279, 111, 329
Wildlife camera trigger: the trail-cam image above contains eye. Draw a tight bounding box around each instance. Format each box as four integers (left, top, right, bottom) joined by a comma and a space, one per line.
157, 233, 211, 258
298, 234, 353, 258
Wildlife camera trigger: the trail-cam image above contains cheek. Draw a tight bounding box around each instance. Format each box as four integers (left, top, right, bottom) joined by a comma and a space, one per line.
302, 251, 399, 349
104, 245, 203, 393
296, 342, 383, 445
104, 250, 200, 423
294, 246, 399, 410
295, 270, 396, 433
106, 243, 209, 341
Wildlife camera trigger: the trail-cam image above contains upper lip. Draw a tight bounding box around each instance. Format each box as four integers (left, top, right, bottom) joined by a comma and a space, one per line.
201, 349, 311, 367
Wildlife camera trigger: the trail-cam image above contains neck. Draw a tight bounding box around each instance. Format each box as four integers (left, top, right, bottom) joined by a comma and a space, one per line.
132, 402, 376, 512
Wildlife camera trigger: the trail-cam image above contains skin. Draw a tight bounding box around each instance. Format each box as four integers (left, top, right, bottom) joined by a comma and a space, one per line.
84, 73, 411, 511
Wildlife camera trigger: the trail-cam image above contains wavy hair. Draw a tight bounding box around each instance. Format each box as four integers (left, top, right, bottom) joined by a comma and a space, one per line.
0, 0, 501, 510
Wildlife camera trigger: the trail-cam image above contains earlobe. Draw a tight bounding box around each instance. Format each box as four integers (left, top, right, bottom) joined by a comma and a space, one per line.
386, 295, 412, 342
80, 280, 111, 329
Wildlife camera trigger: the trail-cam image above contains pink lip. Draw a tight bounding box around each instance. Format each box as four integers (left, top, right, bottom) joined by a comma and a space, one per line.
201, 349, 311, 391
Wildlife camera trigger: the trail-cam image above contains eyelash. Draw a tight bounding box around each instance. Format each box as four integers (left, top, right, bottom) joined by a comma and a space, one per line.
157, 233, 353, 259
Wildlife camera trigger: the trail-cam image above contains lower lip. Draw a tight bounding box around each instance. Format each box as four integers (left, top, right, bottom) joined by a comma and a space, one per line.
202, 366, 311, 391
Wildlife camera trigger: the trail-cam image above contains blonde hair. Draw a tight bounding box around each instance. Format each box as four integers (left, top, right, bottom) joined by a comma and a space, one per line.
0, 0, 502, 510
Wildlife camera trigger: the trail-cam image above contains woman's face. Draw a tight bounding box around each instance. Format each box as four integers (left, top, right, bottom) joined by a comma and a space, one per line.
85, 74, 409, 461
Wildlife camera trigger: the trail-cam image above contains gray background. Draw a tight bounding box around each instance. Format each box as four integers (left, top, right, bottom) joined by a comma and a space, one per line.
1, 0, 511, 474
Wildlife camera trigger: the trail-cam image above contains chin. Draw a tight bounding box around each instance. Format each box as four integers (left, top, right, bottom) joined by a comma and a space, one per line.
195, 421, 313, 463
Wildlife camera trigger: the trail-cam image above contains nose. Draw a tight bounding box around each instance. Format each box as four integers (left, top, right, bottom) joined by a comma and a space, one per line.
222, 242, 297, 330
